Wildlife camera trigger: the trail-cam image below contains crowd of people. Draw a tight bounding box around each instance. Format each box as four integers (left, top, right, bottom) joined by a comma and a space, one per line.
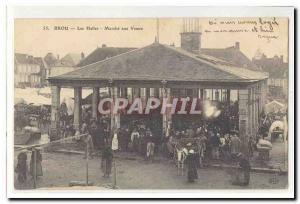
15, 101, 257, 187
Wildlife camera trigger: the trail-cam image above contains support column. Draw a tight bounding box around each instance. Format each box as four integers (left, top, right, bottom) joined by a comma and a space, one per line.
139, 88, 145, 110
200, 89, 204, 101
50, 85, 60, 141
73, 87, 82, 131
153, 88, 160, 98
120, 87, 127, 98
128, 88, 133, 103
115, 87, 121, 129
226, 89, 231, 103
132, 88, 140, 98
162, 86, 172, 137
146, 88, 150, 99
92, 87, 99, 120
253, 86, 257, 133
255, 86, 259, 134
249, 88, 254, 136
110, 87, 120, 138
192, 88, 199, 98
238, 89, 250, 156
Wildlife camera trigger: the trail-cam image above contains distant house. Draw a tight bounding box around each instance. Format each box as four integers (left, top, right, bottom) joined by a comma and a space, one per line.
252, 51, 288, 98
49, 53, 84, 77
76, 44, 136, 67
34, 57, 49, 86
14, 53, 44, 87
200, 42, 258, 70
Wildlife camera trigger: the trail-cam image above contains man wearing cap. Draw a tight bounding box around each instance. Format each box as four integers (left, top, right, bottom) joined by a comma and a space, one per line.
15, 151, 28, 183
230, 131, 241, 160
186, 149, 198, 183
233, 153, 251, 186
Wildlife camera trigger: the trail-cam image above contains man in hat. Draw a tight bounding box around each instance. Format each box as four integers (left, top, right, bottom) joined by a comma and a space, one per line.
130, 128, 140, 153
15, 150, 28, 183
101, 146, 113, 178
145, 128, 155, 161
230, 130, 241, 160
231, 153, 251, 186
186, 149, 198, 183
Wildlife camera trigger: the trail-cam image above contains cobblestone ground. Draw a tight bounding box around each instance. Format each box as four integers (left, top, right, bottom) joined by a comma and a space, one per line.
14, 152, 288, 190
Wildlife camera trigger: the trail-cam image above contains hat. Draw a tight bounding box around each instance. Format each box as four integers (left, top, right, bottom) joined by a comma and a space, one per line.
189, 149, 195, 154
187, 143, 192, 146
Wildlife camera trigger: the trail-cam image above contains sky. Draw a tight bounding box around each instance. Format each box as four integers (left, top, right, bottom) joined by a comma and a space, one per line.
14, 17, 289, 62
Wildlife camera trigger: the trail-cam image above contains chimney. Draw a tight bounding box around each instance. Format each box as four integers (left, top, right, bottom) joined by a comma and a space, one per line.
180, 18, 201, 53
57, 54, 60, 60
81, 52, 85, 60
102, 44, 107, 48
235, 42, 240, 50
280, 55, 284, 63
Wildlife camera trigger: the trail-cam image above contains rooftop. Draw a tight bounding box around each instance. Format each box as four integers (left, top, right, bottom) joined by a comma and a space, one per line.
49, 43, 268, 84
76, 46, 136, 67
200, 47, 258, 70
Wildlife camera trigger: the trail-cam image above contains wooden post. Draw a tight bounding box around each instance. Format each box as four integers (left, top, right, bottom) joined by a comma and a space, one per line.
92, 87, 99, 120
33, 149, 37, 189
200, 89, 204, 101
86, 141, 89, 186
238, 89, 250, 157
50, 86, 60, 141
153, 88, 160, 98
227, 89, 231, 103
113, 159, 117, 189
74, 87, 82, 131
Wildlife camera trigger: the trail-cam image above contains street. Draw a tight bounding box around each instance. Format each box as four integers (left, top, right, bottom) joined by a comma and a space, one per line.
14, 152, 288, 190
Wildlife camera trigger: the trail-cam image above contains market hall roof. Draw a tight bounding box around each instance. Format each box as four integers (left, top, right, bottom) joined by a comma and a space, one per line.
200, 47, 258, 70
48, 43, 268, 84
76, 45, 136, 67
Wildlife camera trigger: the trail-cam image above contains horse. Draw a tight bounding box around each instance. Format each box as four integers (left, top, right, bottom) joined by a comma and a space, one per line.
175, 145, 188, 176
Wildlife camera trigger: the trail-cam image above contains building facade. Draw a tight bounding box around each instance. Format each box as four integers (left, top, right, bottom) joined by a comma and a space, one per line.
252, 51, 288, 99
14, 53, 44, 88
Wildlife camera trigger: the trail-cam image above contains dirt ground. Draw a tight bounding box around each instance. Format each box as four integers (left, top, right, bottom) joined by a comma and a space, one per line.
14, 152, 288, 190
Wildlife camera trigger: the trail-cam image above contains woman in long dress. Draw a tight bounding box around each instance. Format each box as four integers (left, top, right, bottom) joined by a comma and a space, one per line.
186, 149, 198, 183
101, 147, 113, 178
15, 151, 28, 183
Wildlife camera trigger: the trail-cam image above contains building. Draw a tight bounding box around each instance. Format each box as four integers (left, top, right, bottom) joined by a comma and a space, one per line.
48, 23, 268, 156
49, 53, 83, 77
180, 23, 258, 70
252, 50, 288, 99
14, 53, 44, 87
34, 57, 49, 86
76, 44, 136, 67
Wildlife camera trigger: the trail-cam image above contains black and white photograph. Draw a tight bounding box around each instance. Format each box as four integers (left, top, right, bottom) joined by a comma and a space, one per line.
5, 6, 295, 199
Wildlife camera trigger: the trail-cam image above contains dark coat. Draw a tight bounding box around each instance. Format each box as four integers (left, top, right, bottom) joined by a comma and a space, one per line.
102, 148, 113, 175
186, 153, 198, 182
238, 156, 251, 186
15, 152, 28, 183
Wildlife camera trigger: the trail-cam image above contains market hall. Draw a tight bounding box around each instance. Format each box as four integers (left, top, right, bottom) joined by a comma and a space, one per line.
48, 37, 268, 154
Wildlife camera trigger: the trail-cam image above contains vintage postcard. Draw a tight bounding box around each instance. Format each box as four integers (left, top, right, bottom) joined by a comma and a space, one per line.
7, 6, 294, 199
